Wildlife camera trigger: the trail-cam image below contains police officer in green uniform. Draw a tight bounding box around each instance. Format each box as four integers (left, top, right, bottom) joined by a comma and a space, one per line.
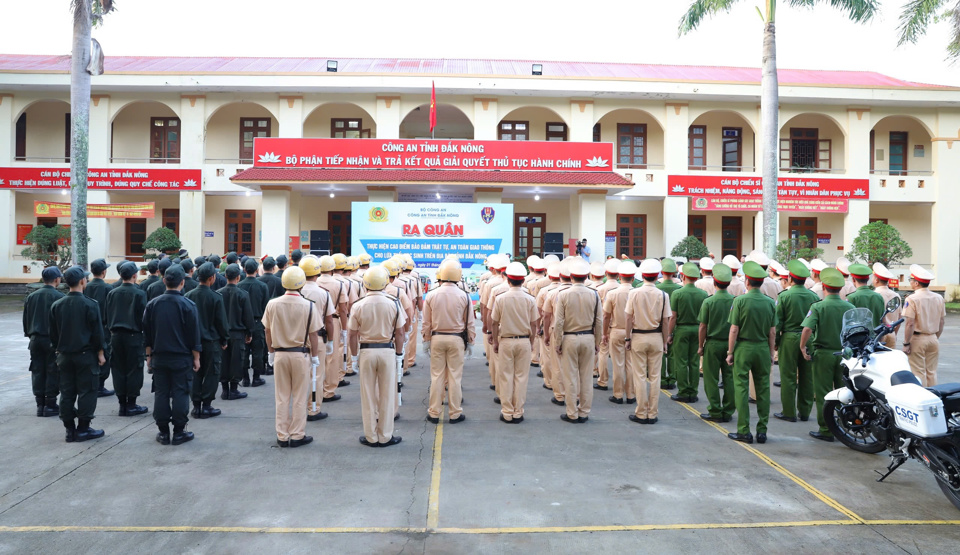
726, 261, 777, 444
185, 262, 228, 418
23, 266, 65, 417
238, 258, 269, 387
846, 263, 885, 327
105, 261, 149, 416
84, 258, 115, 397
147, 258, 173, 301
656, 258, 682, 390
218, 264, 254, 400
139, 259, 160, 292
773, 260, 821, 423
697, 263, 735, 422
670, 262, 708, 403
801, 267, 855, 442
51, 266, 107, 443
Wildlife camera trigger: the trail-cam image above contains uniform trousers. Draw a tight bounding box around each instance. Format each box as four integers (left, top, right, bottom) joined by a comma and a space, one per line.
778, 332, 813, 420
532, 334, 541, 365
702, 338, 735, 419
110, 331, 145, 398
223, 331, 247, 386
498, 337, 531, 420
57, 352, 99, 424
245, 322, 266, 381
548, 335, 565, 401
560, 334, 595, 419
909, 334, 939, 387
428, 335, 465, 419
324, 318, 343, 398
595, 338, 610, 387
733, 341, 771, 435
152, 356, 193, 430
99, 327, 112, 388
29, 336, 58, 398
359, 348, 397, 444
307, 339, 328, 416
487, 332, 499, 392
628, 333, 663, 419
193, 340, 222, 403
608, 328, 634, 400
540, 333, 556, 389
673, 324, 700, 399
661, 350, 675, 387
812, 349, 844, 434
404, 316, 419, 369
274, 351, 309, 441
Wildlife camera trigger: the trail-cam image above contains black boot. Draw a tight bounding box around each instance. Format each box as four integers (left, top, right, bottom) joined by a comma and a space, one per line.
171, 427, 194, 446
64, 421, 77, 442
156, 424, 170, 445
74, 419, 105, 442
126, 397, 148, 416
42, 397, 59, 417
118, 396, 128, 416
98, 385, 115, 398
228, 383, 248, 400
35, 395, 44, 417
191, 402, 201, 418
220, 382, 230, 400
200, 402, 221, 418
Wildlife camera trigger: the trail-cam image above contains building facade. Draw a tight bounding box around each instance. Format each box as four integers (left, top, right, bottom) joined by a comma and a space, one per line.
0, 55, 957, 283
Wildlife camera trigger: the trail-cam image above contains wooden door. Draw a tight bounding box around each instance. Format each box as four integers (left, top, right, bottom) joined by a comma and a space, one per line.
328, 211, 352, 254
515, 213, 546, 258
225, 210, 256, 254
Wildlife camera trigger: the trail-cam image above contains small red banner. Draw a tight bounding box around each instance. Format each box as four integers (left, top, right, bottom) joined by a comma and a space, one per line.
0, 167, 201, 190
668, 175, 869, 213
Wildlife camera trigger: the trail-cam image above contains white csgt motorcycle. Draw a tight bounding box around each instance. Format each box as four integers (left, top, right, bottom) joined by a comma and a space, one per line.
823, 296, 960, 511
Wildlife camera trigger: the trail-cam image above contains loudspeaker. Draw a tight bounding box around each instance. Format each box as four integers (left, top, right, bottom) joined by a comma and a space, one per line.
310, 230, 330, 243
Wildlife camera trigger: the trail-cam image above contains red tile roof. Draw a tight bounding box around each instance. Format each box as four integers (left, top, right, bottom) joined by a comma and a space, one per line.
0, 54, 944, 89
230, 168, 633, 187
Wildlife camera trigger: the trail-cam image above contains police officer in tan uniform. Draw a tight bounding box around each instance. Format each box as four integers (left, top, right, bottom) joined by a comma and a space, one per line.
345, 256, 364, 376
480, 254, 508, 391
491, 262, 538, 423
485, 259, 514, 401
695, 257, 717, 296
297, 256, 336, 421
422, 259, 474, 425
310, 255, 348, 406
332, 253, 359, 385
552, 258, 603, 423
902, 264, 946, 386
835, 257, 858, 301
263, 267, 323, 448
524, 256, 546, 368
747, 251, 782, 300
348, 266, 407, 447
400, 255, 423, 371
356, 253, 372, 278
602, 261, 636, 405
591, 259, 618, 391
723, 255, 746, 297
542, 260, 573, 406
625, 259, 672, 424
536, 262, 562, 394
810, 259, 827, 299
873, 263, 901, 348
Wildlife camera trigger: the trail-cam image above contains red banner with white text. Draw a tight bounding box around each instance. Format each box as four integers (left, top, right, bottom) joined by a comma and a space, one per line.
0, 167, 201, 190
667, 175, 869, 213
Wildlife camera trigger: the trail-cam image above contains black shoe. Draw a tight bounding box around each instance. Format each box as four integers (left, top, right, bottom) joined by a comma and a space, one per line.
359, 436, 379, 447
537, 371, 544, 378
403, 371, 411, 376
578, 417, 589, 423
338, 380, 350, 387
35, 396, 44, 417
662, 383, 676, 391
394, 414, 400, 421
799, 415, 810, 422
449, 414, 466, 424
426, 415, 440, 424
551, 397, 565, 406
220, 384, 229, 400
773, 412, 797, 423
489, 384, 496, 390
625, 398, 636, 404
172, 430, 194, 445
42, 397, 59, 418
728, 432, 753, 444
250, 378, 267, 387
98, 387, 115, 398
670, 394, 687, 402
64, 428, 76, 443
700, 413, 723, 422
228, 390, 248, 400
156, 431, 170, 445
757, 433, 767, 444
289, 436, 313, 448
241, 378, 250, 388
493, 397, 501, 404
323, 394, 341, 402
718, 382, 724, 388
380, 436, 402, 447
720, 416, 732, 423
191, 404, 201, 418
277, 439, 290, 448
410, 363, 417, 368
809, 431, 835, 442
609, 396, 624, 405
629, 415, 647, 424
200, 405, 221, 418
542, 384, 552, 391
645, 417, 658, 424
512, 416, 524, 424
688, 396, 699, 403
263, 368, 274, 376
307, 412, 328, 421
74, 427, 105, 442
593, 384, 609, 391
126, 400, 148, 416
560, 414, 580, 423
748, 398, 757, 404
773, 381, 781, 387
344, 371, 357, 377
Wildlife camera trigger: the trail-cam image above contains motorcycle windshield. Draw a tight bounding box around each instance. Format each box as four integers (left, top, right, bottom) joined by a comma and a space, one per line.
841, 308, 874, 336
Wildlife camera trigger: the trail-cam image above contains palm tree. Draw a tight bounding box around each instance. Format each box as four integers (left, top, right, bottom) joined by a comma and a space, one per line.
897, 0, 960, 59
69, 0, 114, 268
679, 1, 879, 258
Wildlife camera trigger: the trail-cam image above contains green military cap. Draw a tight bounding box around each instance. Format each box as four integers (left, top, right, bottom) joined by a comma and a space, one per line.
661, 258, 678, 274
848, 263, 871, 279
681, 262, 700, 279
787, 259, 810, 279
820, 267, 846, 288
742, 261, 767, 280
712, 263, 732, 283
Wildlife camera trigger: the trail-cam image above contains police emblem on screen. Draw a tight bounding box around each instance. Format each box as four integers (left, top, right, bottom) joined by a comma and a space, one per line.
368, 206, 388, 222
481, 206, 495, 224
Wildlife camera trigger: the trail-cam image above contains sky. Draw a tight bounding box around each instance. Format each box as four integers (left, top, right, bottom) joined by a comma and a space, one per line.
1, 0, 958, 86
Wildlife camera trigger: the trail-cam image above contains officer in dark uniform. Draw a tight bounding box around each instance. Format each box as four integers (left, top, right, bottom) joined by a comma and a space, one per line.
51, 266, 107, 443
185, 262, 228, 418
147, 258, 173, 301
290, 249, 304, 269
181, 259, 199, 293
110, 260, 127, 289
140, 259, 160, 292
226, 252, 239, 267
218, 264, 254, 400
105, 261, 149, 416
23, 266, 65, 417
194, 255, 207, 268
84, 258, 115, 398
208, 255, 227, 291
143, 264, 201, 446
238, 257, 269, 387
259, 257, 284, 299
275, 254, 289, 280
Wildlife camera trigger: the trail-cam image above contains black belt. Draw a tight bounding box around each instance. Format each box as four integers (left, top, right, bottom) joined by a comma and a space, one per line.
632, 328, 661, 334
110, 329, 141, 334
360, 343, 395, 350
275, 347, 309, 353
432, 332, 462, 337
331, 315, 340, 319
502, 335, 530, 339
563, 331, 594, 336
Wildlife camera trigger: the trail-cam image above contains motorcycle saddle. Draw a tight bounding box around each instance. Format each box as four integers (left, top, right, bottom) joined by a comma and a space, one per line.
926, 383, 960, 398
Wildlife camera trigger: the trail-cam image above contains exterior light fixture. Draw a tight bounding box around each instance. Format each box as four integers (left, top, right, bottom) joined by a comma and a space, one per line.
532, 64, 542, 76
60, 189, 67, 195
245, 191, 251, 197
327, 60, 338, 72
435, 192, 441, 199
534, 194, 540, 201
329, 192, 335, 198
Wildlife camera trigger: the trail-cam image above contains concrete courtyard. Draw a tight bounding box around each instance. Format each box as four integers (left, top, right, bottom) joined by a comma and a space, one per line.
1, 306, 960, 553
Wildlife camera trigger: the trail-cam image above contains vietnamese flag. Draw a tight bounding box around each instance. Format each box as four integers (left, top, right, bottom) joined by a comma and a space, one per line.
429, 81, 437, 133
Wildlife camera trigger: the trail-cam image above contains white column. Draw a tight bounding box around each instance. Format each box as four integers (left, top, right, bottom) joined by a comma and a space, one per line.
87, 190, 110, 259
663, 196, 688, 255
367, 187, 396, 203
0, 93, 12, 165
376, 96, 401, 139
261, 188, 290, 258
931, 110, 960, 284
846, 108, 872, 177
568, 100, 594, 142
568, 194, 581, 251
0, 190, 16, 278
753, 211, 764, 252
179, 191, 205, 257
579, 193, 606, 262
88, 96, 110, 166
278, 96, 303, 138
180, 95, 205, 167
663, 103, 689, 173
473, 98, 498, 140
474, 188, 502, 204
289, 190, 302, 243
843, 199, 869, 259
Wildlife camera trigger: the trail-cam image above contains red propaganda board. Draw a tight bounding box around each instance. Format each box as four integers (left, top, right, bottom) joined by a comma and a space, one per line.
16, 224, 32, 245
0, 167, 202, 190
253, 138, 615, 172
667, 175, 869, 213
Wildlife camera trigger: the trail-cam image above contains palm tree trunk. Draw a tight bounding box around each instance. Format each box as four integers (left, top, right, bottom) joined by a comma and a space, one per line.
70, 0, 91, 269
760, 11, 779, 258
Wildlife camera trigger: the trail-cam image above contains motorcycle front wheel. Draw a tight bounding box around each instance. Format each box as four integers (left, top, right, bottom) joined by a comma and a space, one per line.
824, 400, 886, 454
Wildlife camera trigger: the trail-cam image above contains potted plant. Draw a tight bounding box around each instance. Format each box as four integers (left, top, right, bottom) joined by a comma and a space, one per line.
20, 224, 87, 293
670, 235, 709, 262
142, 227, 182, 260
